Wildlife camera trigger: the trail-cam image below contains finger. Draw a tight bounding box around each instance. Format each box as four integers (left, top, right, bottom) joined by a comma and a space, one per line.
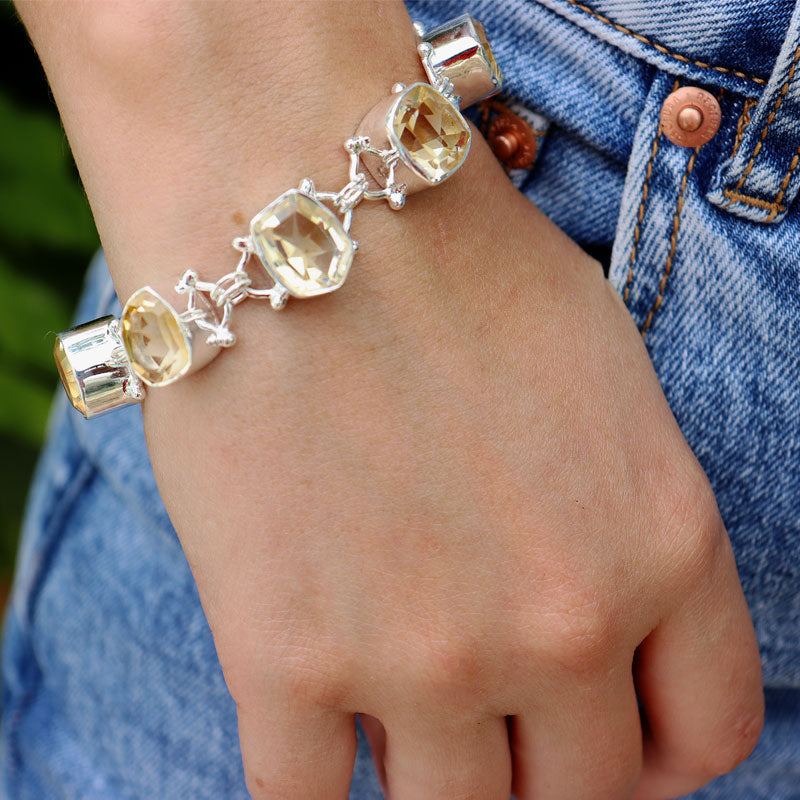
381, 713, 511, 799
510, 667, 642, 800
237, 701, 357, 800
633, 530, 764, 799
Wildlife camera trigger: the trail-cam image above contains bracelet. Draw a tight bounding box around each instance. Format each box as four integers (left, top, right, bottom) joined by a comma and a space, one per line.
55, 15, 502, 418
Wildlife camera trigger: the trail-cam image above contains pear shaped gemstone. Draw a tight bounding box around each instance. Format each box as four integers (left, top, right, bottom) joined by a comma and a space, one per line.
121, 288, 190, 386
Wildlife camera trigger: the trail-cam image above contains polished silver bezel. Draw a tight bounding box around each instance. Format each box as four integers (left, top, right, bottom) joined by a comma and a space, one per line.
385, 82, 472, 186
56, 16, 504, 415
418, 14, 503, 107
121, 286, 194, 388
55, 316, 145, 418
249, 188, 356, 299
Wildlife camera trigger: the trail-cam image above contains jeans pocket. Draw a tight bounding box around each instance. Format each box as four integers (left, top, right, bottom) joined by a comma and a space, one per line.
708, 0, 800, 223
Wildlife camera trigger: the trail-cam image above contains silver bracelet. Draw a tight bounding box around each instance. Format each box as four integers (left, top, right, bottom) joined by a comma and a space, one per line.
55, 15, 502, 418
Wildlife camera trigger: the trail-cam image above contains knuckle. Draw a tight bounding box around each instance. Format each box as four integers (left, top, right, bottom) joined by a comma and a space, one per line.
544, 616, 614, 678
654, 461, 726, 582
216, 640, 266, 705
698, 705, 765, 778
401, 637, 487, 706
536, 583, 618, 679
278, 647, 351, 709
222, 637, 351, 710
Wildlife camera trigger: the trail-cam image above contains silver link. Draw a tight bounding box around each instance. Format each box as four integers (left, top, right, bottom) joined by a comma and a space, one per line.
173, 81, 419, 348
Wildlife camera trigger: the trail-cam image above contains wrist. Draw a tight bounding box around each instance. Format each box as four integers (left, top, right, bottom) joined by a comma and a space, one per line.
20, 1, 427, 300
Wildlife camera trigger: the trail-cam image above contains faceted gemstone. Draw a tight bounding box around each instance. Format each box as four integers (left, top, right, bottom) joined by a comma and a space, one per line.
54, 336, 86, 416
251, 190, 354, 298
121, 288, 191, 386
391, 83, 470, 183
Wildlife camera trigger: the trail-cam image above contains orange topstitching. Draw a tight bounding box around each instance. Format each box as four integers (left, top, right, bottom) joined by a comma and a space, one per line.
563, 0, 767, 86
640, 147, 700, 338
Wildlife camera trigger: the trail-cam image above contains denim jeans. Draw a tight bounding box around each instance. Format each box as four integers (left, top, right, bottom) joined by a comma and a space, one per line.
3, 1, 800, 798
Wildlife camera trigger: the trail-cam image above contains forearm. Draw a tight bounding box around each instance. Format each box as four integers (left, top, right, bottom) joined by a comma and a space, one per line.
14, 0, 530, 304
15, 5, 764, 799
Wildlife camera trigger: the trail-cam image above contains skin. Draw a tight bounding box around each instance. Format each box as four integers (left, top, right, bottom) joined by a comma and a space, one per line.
17, 1, 764, 798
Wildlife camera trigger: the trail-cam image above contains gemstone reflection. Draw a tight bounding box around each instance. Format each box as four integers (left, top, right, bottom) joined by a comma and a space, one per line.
391, 83, 470, 183
121, 288, 191, 386
251, 190, 354, 298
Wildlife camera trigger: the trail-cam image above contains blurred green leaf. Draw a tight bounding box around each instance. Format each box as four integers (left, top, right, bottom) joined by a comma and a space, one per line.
0, 365, 54, 447
0, 91, 97, 252
0, 8, 98, 578
0, 252, 70, 373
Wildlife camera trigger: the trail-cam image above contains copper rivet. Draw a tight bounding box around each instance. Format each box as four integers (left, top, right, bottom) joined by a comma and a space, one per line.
487, 112, 538, 169
494, 133, 517, 161
677, 106, 703, 132
661, 86, 721, 148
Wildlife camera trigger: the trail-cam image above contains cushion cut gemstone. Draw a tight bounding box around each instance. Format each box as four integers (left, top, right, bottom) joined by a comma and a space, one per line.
391, 83, 470, 183
121, 288, 191, 386
251, 190, 354, 298
54, 336, 86, 416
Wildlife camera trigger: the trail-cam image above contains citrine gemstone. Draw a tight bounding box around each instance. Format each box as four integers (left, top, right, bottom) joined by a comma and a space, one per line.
251, 190, 354, 298
391, 83, 470, 183
54, 336, 86, 416
121, 288, 191, 386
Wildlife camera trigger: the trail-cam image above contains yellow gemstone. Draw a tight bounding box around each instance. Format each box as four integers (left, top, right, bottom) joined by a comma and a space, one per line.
54, 336, 86, 416
391, 83, 471, 183
251, 190, 354, 298
121, 288, 190, 386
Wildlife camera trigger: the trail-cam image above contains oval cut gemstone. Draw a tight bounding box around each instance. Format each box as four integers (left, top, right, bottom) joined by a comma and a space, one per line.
390, 83, 471, 183
121, 288, 191, 386
54, 336, 86, 416
251, 189, 355, 298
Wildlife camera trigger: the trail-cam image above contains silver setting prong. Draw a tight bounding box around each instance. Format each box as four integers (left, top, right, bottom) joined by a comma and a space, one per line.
58, 19, 502, 418
270, 285, 290, 310
388, 184, 407, 210
345, 136, 371, 154
123, 375, 146, 401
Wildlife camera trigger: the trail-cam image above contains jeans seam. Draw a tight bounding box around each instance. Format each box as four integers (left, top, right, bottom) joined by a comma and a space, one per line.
722, 188, 788, 213
730, 97, 759, 160
641, 146, 701, 338
729, 43, 800, 210
623, 84, 673, 306
563, 0, 767, 86
769, 143, 800, 219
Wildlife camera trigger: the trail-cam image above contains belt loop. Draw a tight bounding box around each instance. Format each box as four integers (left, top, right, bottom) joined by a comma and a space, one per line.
707, 0, 800, 223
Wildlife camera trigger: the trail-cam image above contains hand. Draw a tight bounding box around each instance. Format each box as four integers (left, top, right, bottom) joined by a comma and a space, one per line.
19, 2, 764, 798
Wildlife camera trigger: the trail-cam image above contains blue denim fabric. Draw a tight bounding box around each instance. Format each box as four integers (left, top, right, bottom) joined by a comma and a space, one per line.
4, 0, 800, 798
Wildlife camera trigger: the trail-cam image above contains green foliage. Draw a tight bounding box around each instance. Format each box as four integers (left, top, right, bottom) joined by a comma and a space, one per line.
0, 10, 99, 572
0, 92, 98, 253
